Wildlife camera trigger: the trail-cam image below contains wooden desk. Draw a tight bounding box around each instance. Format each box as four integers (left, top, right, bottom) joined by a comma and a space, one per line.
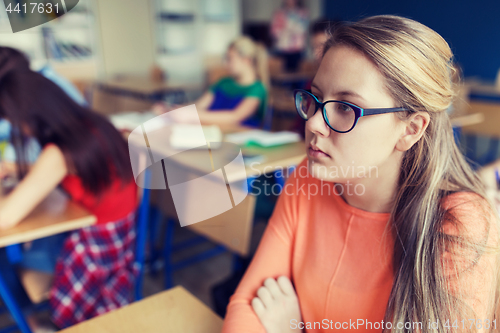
98, 76, 199, 96
450, 112, 485, 128
93, 76, 201, 115
59, 286, 223, 333
128, 124, 305, 183
461, 102, 500, 138
271, 70, 315, 85
466, 81, 500, 103
270, 58, 317, 85
0, 190, 96, 248
0, 190, 96, 333
127, 124, 305, 255
270, 87, 295, 113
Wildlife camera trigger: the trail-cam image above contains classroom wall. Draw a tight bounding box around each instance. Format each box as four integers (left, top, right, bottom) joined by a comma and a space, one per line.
94, 0, 156, 77
324, 0, 500, 81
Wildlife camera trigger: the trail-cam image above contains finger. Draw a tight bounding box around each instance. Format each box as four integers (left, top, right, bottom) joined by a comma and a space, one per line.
251, 297, 266, 317
263, 277, 282, 298
256, 286, 273, 307
277, 276, 297, 297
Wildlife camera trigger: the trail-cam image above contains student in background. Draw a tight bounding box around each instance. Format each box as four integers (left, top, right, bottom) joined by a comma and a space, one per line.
154, 36, 269, 127
0, 61, 88, 174
222, 16, 500, 333
270, 0, 309, 72
0, 47, 138, 330
310, 19, 340, 62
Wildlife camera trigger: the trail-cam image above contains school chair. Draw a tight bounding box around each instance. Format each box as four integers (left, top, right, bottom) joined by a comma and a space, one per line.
161, 217, 227, 289
146, 174, 259, 290
149, 186, 231, 290
0, 246, 33, 333
261, 98, 275, 131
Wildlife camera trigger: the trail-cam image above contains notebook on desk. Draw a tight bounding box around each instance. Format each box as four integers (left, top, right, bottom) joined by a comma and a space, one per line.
225, 130, 301, 147
109, 111, 159, 131
110, 112, 222, 149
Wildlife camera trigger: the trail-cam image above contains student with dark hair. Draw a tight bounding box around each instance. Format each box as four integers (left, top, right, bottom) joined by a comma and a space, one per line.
292, 19, 340, 139
0, 47, 138, 330
309, 19, 340, 61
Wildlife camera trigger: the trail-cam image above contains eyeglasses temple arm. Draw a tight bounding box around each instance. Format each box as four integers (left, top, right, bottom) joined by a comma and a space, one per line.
361, 107, 408, 116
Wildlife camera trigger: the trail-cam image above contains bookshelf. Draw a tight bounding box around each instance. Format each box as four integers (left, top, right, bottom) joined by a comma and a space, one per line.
0, 0, 241, 86
154, 0, 241, 84
0, 0, 97, 79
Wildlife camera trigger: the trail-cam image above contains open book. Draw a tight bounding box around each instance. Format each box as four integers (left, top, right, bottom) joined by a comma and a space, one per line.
109, 111, 159, 131
170, 124, 222, 150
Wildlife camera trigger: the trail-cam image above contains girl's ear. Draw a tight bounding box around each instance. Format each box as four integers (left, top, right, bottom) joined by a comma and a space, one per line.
395, 112, 430, 152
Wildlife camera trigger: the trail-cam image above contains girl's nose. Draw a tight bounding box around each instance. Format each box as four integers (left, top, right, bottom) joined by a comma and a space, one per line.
306, 107, 331, 138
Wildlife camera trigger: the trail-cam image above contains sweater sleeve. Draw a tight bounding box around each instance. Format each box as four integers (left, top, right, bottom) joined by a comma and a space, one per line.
440, 192, 499, 327
221, 164, 302, 333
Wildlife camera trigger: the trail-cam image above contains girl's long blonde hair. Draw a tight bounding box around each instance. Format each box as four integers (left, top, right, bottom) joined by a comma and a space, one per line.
229, 36, 270, 89
323, 15, 500, 332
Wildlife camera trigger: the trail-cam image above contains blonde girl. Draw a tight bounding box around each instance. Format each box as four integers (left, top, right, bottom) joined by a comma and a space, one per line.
155, 36, 269, 127
222, 15, 500, 333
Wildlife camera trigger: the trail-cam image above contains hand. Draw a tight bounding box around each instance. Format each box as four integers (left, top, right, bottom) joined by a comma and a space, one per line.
0, 161, 16, 179
168, 108, 202, 124
152, 102, 171, 115
251, 276, 303, 333
152, 102, 183, 115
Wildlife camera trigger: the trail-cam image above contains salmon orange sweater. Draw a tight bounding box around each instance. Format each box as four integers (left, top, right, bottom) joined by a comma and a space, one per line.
222, 159, 499, 332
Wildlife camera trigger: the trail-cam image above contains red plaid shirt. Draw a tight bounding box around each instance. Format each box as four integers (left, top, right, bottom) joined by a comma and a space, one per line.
49, 212, 137, 329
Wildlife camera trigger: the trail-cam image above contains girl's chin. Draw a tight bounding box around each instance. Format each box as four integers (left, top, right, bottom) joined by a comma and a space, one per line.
308, 163, 336, 181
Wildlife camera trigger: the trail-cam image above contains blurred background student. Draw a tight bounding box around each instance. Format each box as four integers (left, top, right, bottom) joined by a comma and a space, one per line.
270, 0, 309, 72
310, 19, 337, 61
154, 36, 269, 127
0, 47, 138, 331
0, 62, 88, 179
292, 18, 334, 139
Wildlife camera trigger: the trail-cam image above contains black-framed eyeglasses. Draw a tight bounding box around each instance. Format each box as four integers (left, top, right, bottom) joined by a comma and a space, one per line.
293, 89, 408, 133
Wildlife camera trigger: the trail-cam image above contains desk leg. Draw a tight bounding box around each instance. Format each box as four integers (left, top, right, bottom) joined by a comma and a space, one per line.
148, 206, 163, 276
0, 258, 32, 333
163, 218, 176, 290
135, 169, 152, 301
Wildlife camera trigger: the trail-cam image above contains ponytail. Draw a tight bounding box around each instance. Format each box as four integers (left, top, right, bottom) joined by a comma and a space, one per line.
254, 43, 270, 90
230, 36, 270, 90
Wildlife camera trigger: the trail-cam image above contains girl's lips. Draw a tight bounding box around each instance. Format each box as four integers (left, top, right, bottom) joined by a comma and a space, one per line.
308, 145, 330, 158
